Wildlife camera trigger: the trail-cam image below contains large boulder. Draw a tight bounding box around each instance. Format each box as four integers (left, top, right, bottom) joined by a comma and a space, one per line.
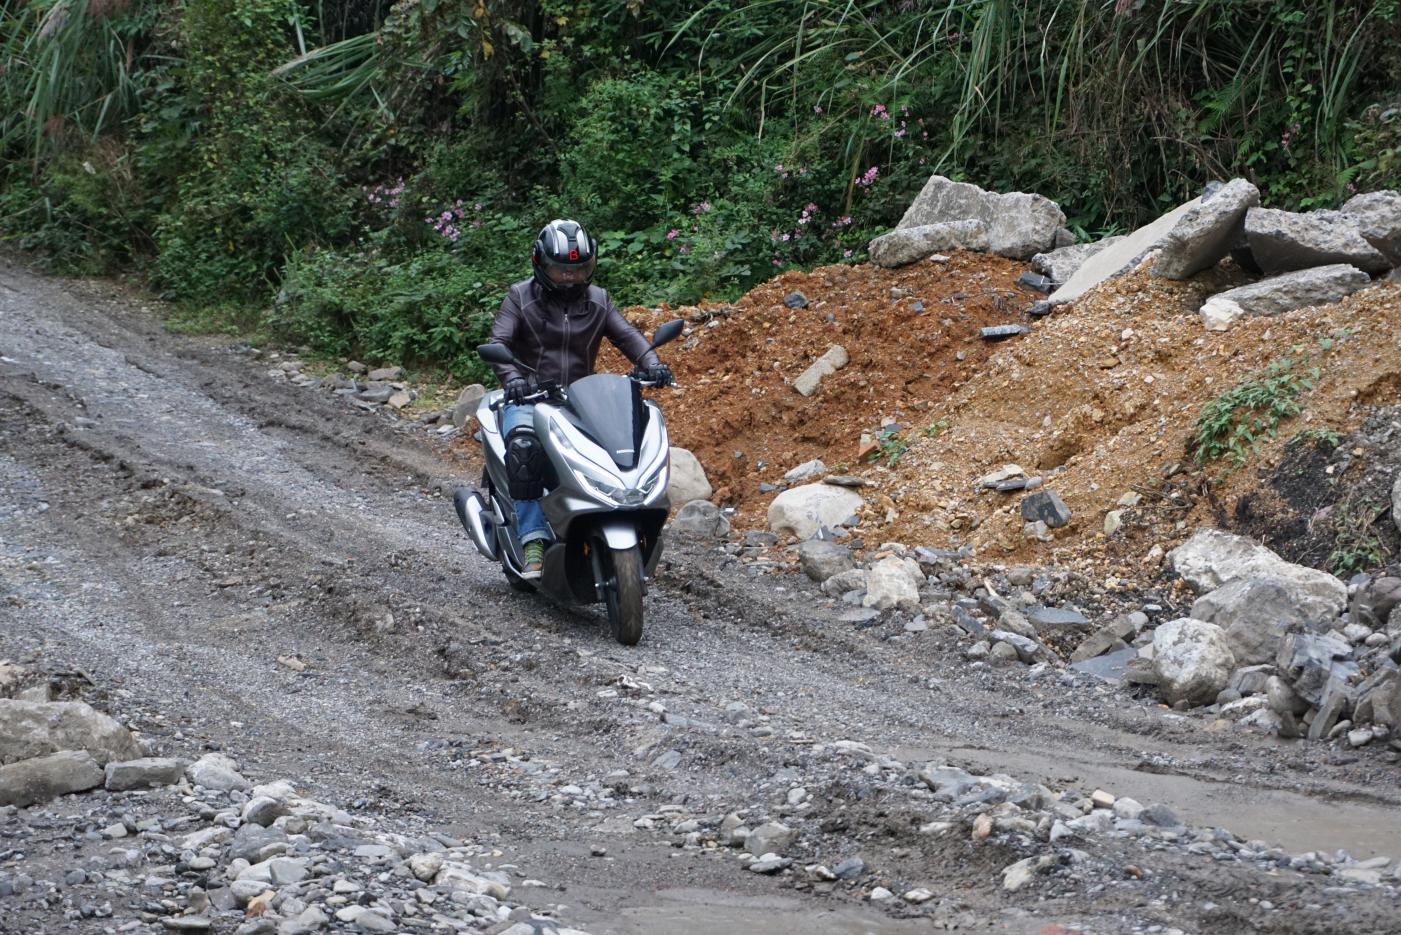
1151, 178, 1260, 279
1198, 264, 1371, 331
1151, 619, 1236, 706
1276, 631, 1356, 706
1243, 207, 1390, 275
104, 757, 189, 792
1339, 190, 1401, 264
1030, 237, 1124, 285
667, 447, 712, 504
0, 700, 142, 767
670, 500, 730, 540
767, 484, 863, 540
451, 384, 486, 428
1166, 529, 1347, 622
862, 557, 923, 611
1189, 578, 1327, 665
0, 750, 106, 807
868, 221, 987, 267
894, 176, 1065, 259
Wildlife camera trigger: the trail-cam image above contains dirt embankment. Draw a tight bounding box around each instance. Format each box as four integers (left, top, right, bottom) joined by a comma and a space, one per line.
622, 256, 1401, 577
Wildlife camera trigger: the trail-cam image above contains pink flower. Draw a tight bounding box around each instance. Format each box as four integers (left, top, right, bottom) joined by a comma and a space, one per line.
813, 105, 823, 114
843, 249, 854, 258
666, 229, 680, 240
780, 233, 791, 242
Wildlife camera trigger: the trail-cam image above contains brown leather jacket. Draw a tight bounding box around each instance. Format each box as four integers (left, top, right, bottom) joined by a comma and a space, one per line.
488, 279, 660, 387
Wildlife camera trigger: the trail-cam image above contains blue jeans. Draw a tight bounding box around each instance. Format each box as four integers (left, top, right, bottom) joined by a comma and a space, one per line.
503, 404, 552, 544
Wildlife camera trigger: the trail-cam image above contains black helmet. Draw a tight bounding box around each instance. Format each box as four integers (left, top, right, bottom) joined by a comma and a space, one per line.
531, 218, 597, 299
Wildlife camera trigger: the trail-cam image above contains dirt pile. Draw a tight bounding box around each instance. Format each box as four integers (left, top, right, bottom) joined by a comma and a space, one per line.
622, 254, 1401, 578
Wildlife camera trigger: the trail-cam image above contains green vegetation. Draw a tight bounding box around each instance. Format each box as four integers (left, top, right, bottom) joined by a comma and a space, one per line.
1189, 354, 1319, 468
4, 0, 1400, 375
1328, 497, 1389, 575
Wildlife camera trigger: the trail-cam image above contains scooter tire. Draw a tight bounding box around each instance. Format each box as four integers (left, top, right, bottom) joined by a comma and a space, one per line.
605, 545, 644, 646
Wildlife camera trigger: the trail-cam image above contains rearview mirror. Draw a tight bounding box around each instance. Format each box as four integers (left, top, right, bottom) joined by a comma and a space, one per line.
649, 319, 685, 350
476, 343, 517, 366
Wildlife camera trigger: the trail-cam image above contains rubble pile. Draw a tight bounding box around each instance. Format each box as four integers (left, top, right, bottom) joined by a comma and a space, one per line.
0, 665, 589, 935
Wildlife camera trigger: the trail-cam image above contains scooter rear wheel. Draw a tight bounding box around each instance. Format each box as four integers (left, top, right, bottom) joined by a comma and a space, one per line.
603, 545, 644, 646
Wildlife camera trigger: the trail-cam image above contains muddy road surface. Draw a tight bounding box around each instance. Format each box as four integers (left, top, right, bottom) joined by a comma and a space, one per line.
2, 257, 1399, 934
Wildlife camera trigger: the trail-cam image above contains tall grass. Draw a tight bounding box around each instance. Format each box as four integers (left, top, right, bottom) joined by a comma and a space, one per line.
670, 0, 1396, 217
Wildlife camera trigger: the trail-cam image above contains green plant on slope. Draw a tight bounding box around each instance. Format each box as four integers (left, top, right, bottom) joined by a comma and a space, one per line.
1328, 498, 1388, 576
1190, 355, 1319, 468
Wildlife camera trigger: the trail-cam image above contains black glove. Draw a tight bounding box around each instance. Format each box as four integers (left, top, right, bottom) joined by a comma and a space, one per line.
633, 364, 674, 387
504, 377, 536, 405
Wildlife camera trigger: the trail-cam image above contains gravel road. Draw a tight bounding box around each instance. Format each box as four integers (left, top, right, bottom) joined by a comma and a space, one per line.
2, 256, 1399, 934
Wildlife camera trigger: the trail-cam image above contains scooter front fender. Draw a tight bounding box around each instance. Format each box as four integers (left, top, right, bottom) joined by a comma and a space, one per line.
596, 519, 639, 551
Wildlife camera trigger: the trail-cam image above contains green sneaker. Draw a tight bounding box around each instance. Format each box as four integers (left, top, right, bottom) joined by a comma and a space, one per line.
522, 540, 545, 579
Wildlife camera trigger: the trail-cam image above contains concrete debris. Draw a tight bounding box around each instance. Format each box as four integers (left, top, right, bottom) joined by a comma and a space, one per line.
893, 175, 1066, 259
793, 345, 850, 397
1244, 207, 1390, 275
868, 220, 989, 267
1151, 178, 1260, 279
1198, 264, 1372, 331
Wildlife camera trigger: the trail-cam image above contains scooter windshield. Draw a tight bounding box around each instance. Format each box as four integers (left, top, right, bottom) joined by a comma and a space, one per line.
564, 374, 647, 470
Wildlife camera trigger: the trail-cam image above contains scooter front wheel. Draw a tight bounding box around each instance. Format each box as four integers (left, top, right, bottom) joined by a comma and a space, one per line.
603, 544, 644, 646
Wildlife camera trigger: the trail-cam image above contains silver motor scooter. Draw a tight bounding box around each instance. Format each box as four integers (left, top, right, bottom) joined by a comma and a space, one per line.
453, 320, 685, 645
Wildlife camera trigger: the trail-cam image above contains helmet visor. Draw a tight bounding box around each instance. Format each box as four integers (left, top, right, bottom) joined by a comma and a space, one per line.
540, 255, 596, 289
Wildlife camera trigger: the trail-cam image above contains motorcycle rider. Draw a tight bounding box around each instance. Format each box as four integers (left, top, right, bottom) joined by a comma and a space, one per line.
487, 218, 674, 579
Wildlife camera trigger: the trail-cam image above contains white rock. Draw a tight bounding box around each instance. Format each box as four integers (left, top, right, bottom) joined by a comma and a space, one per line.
767, 484, 863, 540
869, 886, 895, 900
186, 753, 249, 792
1152, 618, 1236, 706
783, 459, 826, 483
1167, 529, 1347, 620
667, 447, 712, 504
862, 557, 923, 611
434, 862, 511, 900
1152, 178, 1260, 279
792, 345, 849, 397
903, 887, 935, 903
1191, 577, 1331, 665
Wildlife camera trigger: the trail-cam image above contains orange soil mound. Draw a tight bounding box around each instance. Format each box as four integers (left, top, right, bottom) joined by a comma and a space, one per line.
609, 252, 1041, 506
619, 256, 1401, 577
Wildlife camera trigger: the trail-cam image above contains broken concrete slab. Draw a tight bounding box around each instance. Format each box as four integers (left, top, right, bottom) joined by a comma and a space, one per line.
1046, 197, 1205, 305
1151, 178, 1260, 279
1244, 207, 1390, 274
1198, 264, 1372, 331
894, 176, 1065, 259
1340, 189, 1401, 264
792, 345, 849, 397
868, 220, 988, 267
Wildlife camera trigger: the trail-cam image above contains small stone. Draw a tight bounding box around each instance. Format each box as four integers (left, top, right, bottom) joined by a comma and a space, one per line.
367, 366, 402, 381
833, 857, 866, 880
1090, 789, 1116, 809
1348, 728, 1374, 748
748, 854, 792, 874
903, 887, 935, 903
1020, 490, 1072, 529
104, 757, 188, 792
783, 291, 809, 309
869, 886, 894, 901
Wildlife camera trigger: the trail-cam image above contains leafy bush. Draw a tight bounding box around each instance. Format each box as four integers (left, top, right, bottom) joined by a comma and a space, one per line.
1190, 355, 1319, 468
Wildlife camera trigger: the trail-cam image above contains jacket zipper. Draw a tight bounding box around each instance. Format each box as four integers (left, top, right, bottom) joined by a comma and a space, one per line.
562, 303, 571, 385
